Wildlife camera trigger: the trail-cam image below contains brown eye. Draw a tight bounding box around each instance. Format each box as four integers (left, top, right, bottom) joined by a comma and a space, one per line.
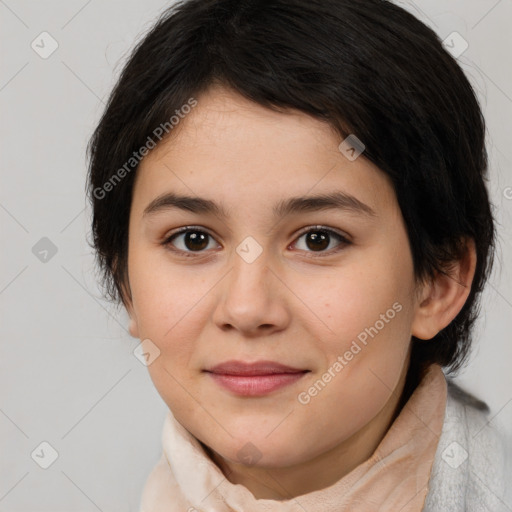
163, 225, 350, 259
164, 228, 218, 254
182, 231, 209, 251
304, 231, 330, 251
293, 227, 350, 256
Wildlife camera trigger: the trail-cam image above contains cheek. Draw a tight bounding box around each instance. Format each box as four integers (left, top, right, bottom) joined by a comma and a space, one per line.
291, 256, 412, 353
129, 262, 208, 413
129, 247, 207, 335
128, 254, 215, 394
289, 248, 415, 416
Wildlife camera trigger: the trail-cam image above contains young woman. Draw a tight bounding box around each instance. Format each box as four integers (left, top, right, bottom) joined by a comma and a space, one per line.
87, 0, 510, 510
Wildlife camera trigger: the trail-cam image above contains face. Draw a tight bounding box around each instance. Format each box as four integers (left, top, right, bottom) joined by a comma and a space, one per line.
126, 85, 423, 469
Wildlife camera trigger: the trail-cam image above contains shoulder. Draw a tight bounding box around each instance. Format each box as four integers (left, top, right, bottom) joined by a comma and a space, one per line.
423, 378, 512, 512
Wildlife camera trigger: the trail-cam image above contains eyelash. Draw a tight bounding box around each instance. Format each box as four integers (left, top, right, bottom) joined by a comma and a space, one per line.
161, 225, 351, 259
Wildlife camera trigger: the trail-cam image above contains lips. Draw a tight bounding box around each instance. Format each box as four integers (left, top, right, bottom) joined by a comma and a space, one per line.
204, 360, 309, 396
206, 360, 306, 375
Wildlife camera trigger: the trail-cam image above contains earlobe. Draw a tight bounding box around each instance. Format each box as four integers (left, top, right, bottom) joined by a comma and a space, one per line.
411, 238, 477, 340
124, 298, 140, 339
128, 315, 139, 338
119, 276, 139, 338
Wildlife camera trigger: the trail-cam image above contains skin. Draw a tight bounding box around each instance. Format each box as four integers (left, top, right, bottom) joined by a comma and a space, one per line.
125, 84, 476, 499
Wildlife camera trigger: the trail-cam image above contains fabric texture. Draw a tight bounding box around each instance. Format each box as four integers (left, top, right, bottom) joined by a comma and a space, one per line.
422, 379, 510, 512
139, 364, 510, 511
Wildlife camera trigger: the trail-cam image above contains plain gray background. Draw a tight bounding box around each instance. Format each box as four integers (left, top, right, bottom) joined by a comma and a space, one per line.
1, 1, 511, 510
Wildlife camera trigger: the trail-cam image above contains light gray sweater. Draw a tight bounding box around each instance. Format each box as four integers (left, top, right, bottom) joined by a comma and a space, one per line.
423, 380, 512, 511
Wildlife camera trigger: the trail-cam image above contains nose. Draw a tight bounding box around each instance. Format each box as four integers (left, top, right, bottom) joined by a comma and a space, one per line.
211, 246, 291, 337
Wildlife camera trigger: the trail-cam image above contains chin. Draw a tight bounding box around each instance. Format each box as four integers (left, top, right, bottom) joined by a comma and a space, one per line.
203, 430, 311, 469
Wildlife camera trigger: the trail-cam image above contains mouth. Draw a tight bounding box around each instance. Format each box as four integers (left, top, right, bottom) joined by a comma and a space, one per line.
203, 360, 310, 396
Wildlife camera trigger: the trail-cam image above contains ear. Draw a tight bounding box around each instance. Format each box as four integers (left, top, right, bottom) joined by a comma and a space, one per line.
119, 278, 139, 339
411, 238, 477, 340
126, 304, 140, 339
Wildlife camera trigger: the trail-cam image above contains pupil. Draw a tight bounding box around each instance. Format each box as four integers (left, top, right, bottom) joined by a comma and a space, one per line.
185, 231, 208, 251
182, 231, 330, 252
307, 231, 329, 251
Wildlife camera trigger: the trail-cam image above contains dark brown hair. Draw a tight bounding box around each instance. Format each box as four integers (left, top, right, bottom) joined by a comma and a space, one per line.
87, 0, 496, 392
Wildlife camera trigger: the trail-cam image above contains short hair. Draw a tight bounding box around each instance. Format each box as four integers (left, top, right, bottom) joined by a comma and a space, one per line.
87, 0, 496, 383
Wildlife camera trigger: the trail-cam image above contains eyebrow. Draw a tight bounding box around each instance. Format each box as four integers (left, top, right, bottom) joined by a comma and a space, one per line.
142, 191, 377, 219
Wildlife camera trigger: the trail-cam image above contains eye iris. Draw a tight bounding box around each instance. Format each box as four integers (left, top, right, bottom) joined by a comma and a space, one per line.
306, 231, 330, 251
185, 231, 209, 251
178, 230, 336, 253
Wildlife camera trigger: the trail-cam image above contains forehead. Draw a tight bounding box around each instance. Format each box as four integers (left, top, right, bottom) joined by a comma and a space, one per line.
132, 85, 397, 220
147, 85, 343, 169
